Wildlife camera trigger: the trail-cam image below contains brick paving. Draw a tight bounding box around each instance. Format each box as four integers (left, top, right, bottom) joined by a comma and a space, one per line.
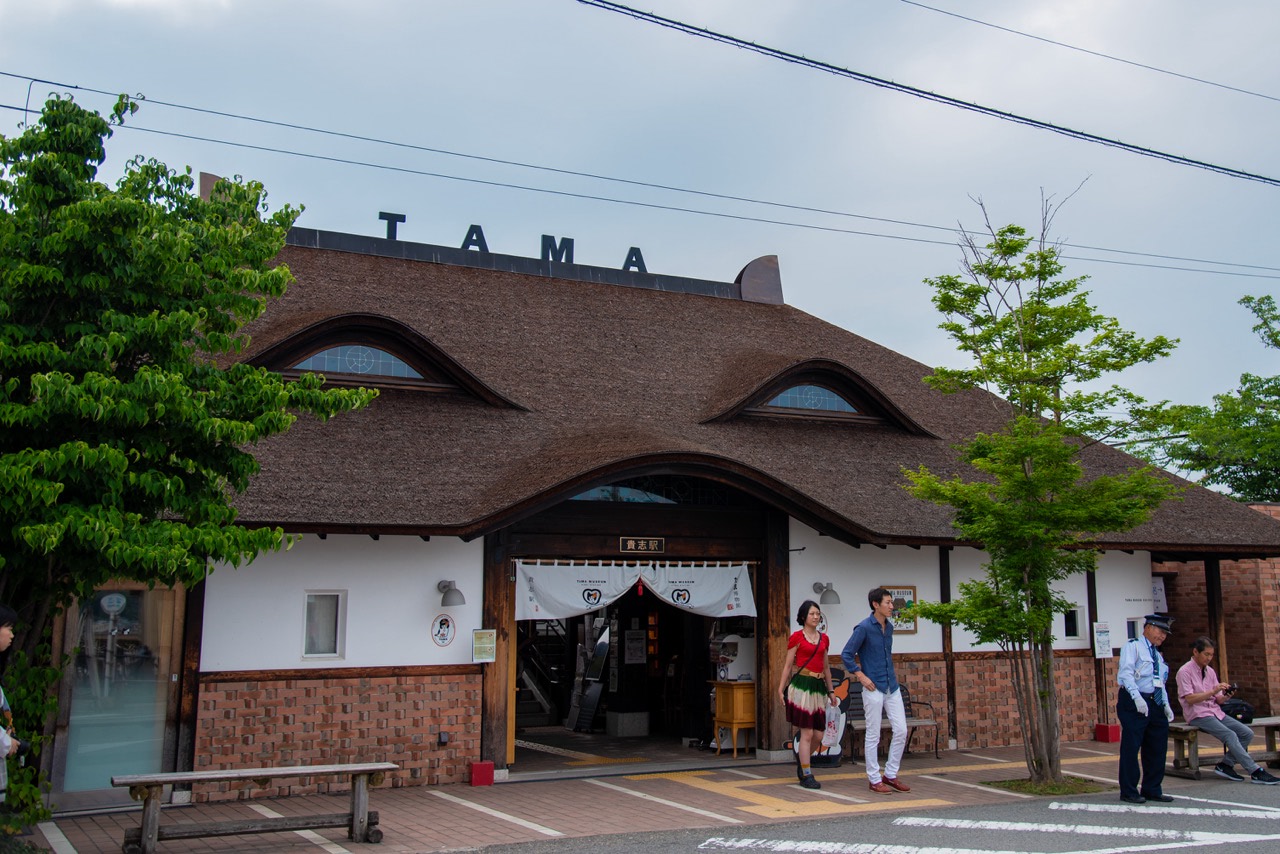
34, 741, 1143, 853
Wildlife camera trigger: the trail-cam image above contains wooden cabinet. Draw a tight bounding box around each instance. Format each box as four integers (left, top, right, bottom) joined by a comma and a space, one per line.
711, 680, 756, 758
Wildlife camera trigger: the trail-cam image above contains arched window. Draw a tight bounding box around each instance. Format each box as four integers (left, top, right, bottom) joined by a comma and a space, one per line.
293, 345, 423, 379
764, 384, 857, 414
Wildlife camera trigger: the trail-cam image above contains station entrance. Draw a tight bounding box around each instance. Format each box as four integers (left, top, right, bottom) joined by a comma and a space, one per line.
501, 476, 779, 774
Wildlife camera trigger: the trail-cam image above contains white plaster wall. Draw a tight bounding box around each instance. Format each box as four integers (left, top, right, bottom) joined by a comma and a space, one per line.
1095, 549, 1159, 648
945, 547, 1151, 652
787, 521, 943, 658
201, 534, 484, 670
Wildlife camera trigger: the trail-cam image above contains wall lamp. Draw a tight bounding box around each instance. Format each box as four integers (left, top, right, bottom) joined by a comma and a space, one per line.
438, 580, 466, 607
812, 582, 841, 605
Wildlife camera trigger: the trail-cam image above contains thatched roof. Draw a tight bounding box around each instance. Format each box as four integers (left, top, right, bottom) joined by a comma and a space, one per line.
231, 229, 1280, 559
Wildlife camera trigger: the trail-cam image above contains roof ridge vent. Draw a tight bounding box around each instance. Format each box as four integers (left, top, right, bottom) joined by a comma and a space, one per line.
734, 256, 783, 305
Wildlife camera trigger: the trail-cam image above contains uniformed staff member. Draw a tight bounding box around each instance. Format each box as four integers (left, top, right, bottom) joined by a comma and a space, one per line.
1117, 613, 1175, 804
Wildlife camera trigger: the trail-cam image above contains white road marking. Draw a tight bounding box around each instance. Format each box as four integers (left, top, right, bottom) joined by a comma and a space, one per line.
1172, 792, 1280, 812
430, 789, 564, 836
246, 803, 351, 853
586, 778, 743, 824
699, 838, 1027, 854
723, 768, 767, 779
1055, 832, 1280, 854
1066, 747, 1115, 756
37, 821, 78, 854
1063, 770, 1119, 784
959, 752, 1013, 763
916, 774, 1033, 798
893, 815, 1248, 842
1051, 801, 1280, 819
805, 787, 868, 804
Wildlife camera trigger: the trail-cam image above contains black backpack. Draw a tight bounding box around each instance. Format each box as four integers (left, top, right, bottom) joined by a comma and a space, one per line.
1222, 698, 1255, 724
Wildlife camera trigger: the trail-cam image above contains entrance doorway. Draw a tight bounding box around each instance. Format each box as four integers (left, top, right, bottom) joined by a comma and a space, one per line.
50, 585, 183, 810
514, 581, 757, 773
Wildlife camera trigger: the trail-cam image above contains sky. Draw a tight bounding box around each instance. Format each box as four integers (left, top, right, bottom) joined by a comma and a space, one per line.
2, 0, 1277, 415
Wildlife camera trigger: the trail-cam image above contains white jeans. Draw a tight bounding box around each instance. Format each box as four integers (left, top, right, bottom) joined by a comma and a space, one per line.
863, 686, 908, 783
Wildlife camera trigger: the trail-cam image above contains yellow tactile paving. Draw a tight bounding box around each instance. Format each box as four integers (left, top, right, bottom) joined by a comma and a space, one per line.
620, 768, 954, 819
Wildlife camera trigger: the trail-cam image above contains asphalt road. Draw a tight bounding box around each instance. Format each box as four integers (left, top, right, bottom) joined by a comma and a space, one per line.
487, 784, 1280, 854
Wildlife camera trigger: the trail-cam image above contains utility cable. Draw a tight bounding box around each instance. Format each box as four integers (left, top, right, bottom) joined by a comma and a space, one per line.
1, 77, 1274, 276
898, 0, 1280, 104
577, 0, 1280, 188
1, 102, 1275, 281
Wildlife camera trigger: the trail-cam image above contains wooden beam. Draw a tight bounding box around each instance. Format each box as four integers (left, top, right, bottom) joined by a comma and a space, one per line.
481, 532, 515, 769
758, 507, 790, 751
1205, 557, 1227, 681
939, 546, 956, 746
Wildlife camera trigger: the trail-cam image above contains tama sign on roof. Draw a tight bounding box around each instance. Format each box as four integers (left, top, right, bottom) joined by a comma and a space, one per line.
377, 212, 647, 272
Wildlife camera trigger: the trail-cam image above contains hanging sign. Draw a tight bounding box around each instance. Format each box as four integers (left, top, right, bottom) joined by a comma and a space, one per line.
619, 537, 664, 554
515, 561, 756, 620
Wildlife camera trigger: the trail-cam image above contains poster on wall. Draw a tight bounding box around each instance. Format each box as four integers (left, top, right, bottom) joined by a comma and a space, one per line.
472, 629, 496, 663
624, 630, 646, 665
885, 585, 917, 634
1152, 577, 1168, 613
1093, 622, 1111, 659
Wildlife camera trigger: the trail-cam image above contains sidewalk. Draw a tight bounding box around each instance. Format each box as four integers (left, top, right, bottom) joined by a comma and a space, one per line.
34, 741, 1137, 853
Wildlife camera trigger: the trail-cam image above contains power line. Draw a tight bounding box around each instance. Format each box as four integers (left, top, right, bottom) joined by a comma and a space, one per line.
576, 0, 1280, 188
2, 101, 1275, 282
898, 0, 1280, 105
2, 73, 1275, 278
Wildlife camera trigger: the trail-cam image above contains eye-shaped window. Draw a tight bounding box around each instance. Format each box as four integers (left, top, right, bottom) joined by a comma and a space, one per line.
292, 345, 423, 380
764, 384, 858, 414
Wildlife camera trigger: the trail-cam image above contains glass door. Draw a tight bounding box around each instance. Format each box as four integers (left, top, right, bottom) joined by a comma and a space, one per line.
51, 586, 182, 810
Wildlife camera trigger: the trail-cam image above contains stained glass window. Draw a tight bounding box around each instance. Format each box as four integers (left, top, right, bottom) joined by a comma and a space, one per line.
293, 345, 422, 379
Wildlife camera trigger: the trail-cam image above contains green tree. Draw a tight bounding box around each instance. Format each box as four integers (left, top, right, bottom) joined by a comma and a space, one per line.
1137, 295, 1280, 499
0, 95, 375, 822
903, 199, 1179, 784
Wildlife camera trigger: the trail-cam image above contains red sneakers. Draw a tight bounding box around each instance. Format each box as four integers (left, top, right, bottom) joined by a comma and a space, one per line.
883, 777, 911, 792
868, 781, 894, 794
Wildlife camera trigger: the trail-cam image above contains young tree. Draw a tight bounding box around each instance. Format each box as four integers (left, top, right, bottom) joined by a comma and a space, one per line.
1137, 295, 1280, 500
903, 198, 1179, 784
0, 95, 375, 818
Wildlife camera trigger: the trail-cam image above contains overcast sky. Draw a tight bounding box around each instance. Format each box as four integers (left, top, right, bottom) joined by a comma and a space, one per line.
3, 0, 1277, 413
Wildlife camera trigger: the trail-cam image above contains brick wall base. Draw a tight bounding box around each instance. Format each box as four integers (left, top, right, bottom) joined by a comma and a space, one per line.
193, 669, 481, 802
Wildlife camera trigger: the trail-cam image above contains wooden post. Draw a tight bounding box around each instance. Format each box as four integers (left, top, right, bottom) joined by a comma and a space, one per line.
481, 532, 514, 768
350, 772, 370, 842
1205, 557, 1227, 681
757, 508, 790, 750
939, 546, 957, 747
139, 784, 162, 854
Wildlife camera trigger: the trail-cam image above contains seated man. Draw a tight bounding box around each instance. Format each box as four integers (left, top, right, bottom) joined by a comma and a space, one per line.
1176, 636, 1279, 784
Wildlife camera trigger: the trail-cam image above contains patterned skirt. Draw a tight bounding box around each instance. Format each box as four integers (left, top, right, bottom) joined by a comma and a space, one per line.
784, 669, 827, 731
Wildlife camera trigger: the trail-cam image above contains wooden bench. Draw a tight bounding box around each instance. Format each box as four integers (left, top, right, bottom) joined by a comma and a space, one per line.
110, 761, 398, 854
1168, 715, 1280, 779
844, 683, 940, 760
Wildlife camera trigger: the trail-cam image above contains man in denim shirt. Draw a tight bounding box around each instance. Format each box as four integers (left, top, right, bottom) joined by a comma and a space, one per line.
842, 587, 909, 794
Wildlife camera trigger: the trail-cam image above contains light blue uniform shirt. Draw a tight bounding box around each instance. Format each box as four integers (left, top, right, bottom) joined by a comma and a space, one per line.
1117, 637, 1169, 705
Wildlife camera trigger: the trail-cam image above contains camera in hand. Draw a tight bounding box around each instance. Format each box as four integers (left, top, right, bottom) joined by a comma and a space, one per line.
14, 738, 31, 758
1225, 682, 1239, 696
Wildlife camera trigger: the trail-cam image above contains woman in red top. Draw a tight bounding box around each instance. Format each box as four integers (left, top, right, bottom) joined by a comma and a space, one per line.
776, 599, 836, 789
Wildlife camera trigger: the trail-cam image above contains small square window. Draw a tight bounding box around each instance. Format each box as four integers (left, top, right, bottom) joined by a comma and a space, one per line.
1062, 609, 1080, 639
1126, 618, 1140, 641
304, 591, 346, 658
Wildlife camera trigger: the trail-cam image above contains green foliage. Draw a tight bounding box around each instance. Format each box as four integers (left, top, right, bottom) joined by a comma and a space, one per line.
0, 95, 376, 741
1139, 295, 1280, 500
907, 200, 1178, 782
1, 651, 58, 833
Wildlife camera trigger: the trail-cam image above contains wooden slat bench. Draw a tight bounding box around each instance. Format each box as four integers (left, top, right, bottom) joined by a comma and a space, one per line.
1168, 715, 1280, 780
844, 683, 940, 760
110, 761, 398, 854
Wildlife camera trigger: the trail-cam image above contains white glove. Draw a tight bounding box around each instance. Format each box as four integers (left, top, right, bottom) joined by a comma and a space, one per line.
1133, 697, 1149, 716
1164, 703, 1175, 722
